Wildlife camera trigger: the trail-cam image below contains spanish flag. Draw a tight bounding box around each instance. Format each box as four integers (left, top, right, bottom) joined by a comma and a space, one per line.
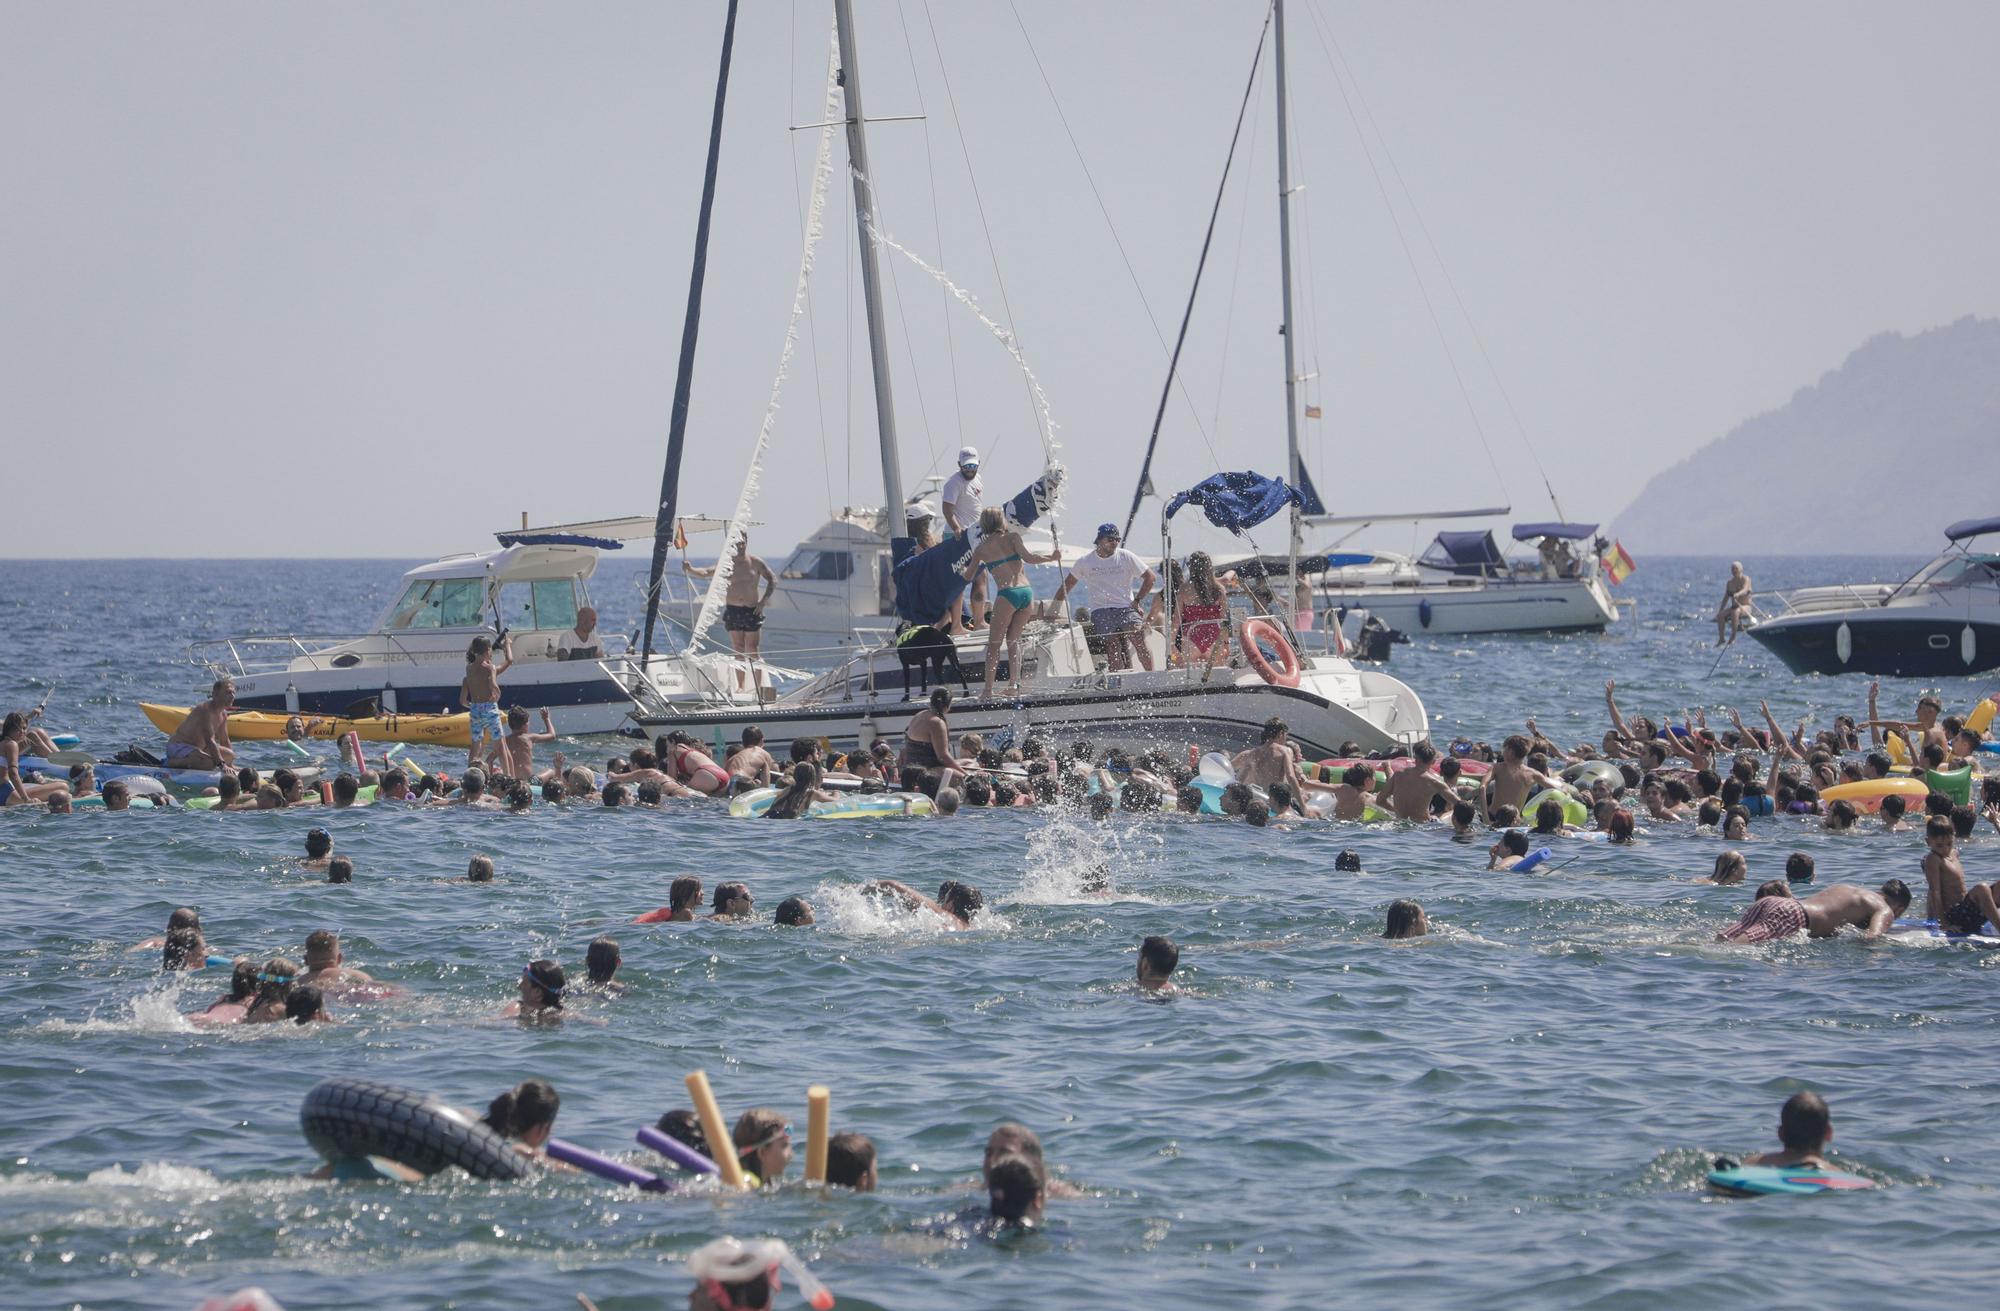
1601, 539, 1636, 585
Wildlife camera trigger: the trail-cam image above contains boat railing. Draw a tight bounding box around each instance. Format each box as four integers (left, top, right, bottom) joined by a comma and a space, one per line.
189, 631, 636, 679
1753, 583, 1896, 622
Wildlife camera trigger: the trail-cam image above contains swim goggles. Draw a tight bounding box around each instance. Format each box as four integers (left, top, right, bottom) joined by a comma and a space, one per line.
522, 964, 564, 997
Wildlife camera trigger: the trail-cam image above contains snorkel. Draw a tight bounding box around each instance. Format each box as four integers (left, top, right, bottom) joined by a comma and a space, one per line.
687, 1236, 834, 1311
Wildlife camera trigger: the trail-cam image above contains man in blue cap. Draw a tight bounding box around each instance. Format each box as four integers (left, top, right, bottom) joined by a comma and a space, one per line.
942, 446, 986, 631
1051, 523, 1156, 672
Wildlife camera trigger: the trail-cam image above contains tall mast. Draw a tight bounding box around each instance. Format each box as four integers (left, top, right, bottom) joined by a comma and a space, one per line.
1273, 0, 1304, 569
641, 0, 740, 662
833, 0, 906, 522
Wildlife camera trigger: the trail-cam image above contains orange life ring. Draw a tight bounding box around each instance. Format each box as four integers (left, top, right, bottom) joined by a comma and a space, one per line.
1240, 618, 1301, 688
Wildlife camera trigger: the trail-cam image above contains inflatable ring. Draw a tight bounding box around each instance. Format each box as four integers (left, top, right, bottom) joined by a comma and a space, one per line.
1562, 760, 1625, 791
301, 1077, 528, 1181
1240, 619, 1301, 689
1819, 776, 1929, 814
1520, 790, 1589, 828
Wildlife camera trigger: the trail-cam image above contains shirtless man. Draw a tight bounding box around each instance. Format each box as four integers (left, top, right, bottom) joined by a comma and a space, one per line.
1745, 1091, 1836, 1169
1865, 682, 1946, 756
556, 606, 602, 660
496, 707, 557, 781
1231, 717, 1319, 796
1714, 561, 1752, 645
685, 534, 777, 692
1799, 879, 1910, 939
301, 928, 380, 997
1482, 734, 1558, 823
1377, 741, 1455, 822
164, 679, 238, 771
723, 726, 775, 790
867, 878, 982, 928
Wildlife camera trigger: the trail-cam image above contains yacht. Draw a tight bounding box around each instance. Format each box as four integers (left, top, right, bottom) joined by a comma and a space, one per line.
1300, 522, 1620, 635
188, 522, 763, 734
1747, 516, 2000, 677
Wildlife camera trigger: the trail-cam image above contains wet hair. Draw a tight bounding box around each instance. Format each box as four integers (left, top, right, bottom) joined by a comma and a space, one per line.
163, 927, 204, 971
1383, 899, 1427, 939
286, 984, 327, 1024
1880, 878, 1913, 913
963, 777, 993, 807
1243, 799, 1270, 827
542, 779, 565, 804
522, 958, 566, 1010
1824, 799, 1858, 831
1173, 785, 1202, 814
938, 880, 984, 919
484, 1078, 561, 1140
1664, 779, 1693, 805
332, 774, 359, 805
1924, 791, 1954, 817
732, 1107, 789, 1167
272, 768, 300, 797
1880, 793, 1907, 821
1500, 830, 1529, 857
327, 856, 353, 883
1335, 849, 1363, 872
1534, 799, 1565, 834
1138, 935, 1179, 979
467, 854, 495, 882
1710, 850, 1748, 884
670, 876, 703, 913
774, 896, 814, 926
381, 768, 408, 794
1695, 769, 1721, 798
654, 1109, 709, 1159
1753, 879, 1793, 901
987, 1152, 1046, 1223
636, 781, 663, 806
103, 779, 131, 806
1260, 717, 1288, 744
1777, 1091, 1831, 1152
601, 781, 629, 808
1785, 852, 1816, 884
1120, 779, 1163, 813
507, 705, 530, 731
1921, 741, 1948, 769
1953, 804, 1977, 840
236, 766, 261, 795
1719, 779, 1744, 808
1696, 799, 1724, 827
215, 773, 241, 803
167, 906, 202, 932
1926, 815, 1954, 842
225, 957, 259, 1001
991, 780, 1018, 808
584, 936, 621, 985
739, 725, 764, 747
1266, 782, 1298, 817
1342, 764, 1373, 788
252, 956, 298, 1014
935, 787, 962, 815
1451, 799, 1476, 828
1607, 809, 1636, 843
825, 1132, 877, 1190
1490, 804, 1519, 829
765, 762, 821, 820
467, 636, 492, 662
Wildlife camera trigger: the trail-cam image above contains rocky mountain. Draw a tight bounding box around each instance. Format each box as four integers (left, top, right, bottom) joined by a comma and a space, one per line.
1611, 316, 2000, 554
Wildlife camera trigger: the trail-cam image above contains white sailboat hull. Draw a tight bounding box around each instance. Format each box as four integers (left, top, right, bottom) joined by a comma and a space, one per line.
1321, 576, 1617, 635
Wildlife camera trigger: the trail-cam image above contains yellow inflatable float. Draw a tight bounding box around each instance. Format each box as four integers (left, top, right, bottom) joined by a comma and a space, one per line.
1819, 776, 1930, 814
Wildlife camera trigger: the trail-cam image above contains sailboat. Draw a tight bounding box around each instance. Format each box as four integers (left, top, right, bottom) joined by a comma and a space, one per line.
634, 0, 1429, 759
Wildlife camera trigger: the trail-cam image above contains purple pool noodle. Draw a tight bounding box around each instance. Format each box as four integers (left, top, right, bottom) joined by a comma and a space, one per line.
545, 1137, 670, 1191
635, 1125, 721, 1175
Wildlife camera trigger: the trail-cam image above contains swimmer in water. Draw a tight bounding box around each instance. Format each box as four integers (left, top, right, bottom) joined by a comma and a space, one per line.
1377, 742, 1455, 822
327, 856, 354, 883
483, 1078, 563, 1162
774, 897, 815, 927
1717, 881, 1804, 942
1483, 734, 1560, 823
1923, 815, 2000, 937
189, 957, 259, 1026
634, 875, 703, 923
1450, 799, 1477, 838
732, 1108, 793, 1188
987, 1152, 1047, 1227
825, 1132, 877, 1191
866, 878, 982, 928
301, 929, 378, 997
724, 726, 776, 791
162, 925, 206, 971
1745, 1091, 1836, 1169
1698, 850, 1750, 885
711, 882, 754, 919
243, 957, 300, 1024
505, 958, 566, 1021
1382, 899, 1428, 940
980, 1121, 1082, 1200
285, 984, 333, 1024
1798, 879, 1910, 939
464, 854, 495, 883
495, 706, 557, 783
1136, 935, 1179, 992
583, 936, 626, 993
135, 906, 202, 953
1487, 829, 1530, 870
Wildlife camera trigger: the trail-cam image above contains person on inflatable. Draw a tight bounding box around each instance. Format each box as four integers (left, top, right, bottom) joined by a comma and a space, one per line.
1746, 1091, 1836, 1169
483, 1078, 563, 1162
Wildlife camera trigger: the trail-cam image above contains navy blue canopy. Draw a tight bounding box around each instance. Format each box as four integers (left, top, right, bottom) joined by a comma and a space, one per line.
1510, 522, 1597, 542
1945, 515, 2000, 542
890, 470, 1063, 626
495, 532, 623, 549
1163, 471, 1303, 534
1420, 531, 1504, 577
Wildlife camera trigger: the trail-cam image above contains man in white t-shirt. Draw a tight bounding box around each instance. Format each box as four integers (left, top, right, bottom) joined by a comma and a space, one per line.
555, 606, 602, 660
1051, 522, 1157, 671
941, 446, 987, 631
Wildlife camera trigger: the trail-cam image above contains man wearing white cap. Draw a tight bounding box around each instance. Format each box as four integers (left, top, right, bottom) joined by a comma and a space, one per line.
941, 446, 986, 631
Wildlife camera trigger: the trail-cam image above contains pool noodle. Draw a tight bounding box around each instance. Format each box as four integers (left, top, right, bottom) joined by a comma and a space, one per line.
285, 738, 312, 759
634, 1126, 720, 1176
684, 1070, 746, 1190
805, 1085, 829, 1185
1514, 847, 1554, 872
544, 1137, 670, 1191
204, 955, 232, 969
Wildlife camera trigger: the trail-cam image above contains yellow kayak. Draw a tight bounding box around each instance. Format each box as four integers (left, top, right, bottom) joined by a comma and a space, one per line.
141, 703, 473, 749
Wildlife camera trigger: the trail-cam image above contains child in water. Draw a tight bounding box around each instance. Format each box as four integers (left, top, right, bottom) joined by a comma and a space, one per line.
1923, 815, 2000, 936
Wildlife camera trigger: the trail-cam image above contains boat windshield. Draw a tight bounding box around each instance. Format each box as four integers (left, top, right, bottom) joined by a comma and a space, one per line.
1887, 552, 2000, 602
495, 580, 581, 632
782, 549, 855, 581
384, 578, 487, 630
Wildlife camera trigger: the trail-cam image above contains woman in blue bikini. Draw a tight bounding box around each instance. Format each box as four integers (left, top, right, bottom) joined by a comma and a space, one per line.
961, 507, 1061, 701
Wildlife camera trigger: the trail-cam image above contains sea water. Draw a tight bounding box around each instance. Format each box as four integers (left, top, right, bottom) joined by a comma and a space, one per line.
3, 554, 1996, 1310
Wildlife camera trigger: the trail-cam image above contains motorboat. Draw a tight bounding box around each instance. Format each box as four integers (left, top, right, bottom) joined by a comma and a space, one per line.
189, 521, 765, 734
1301, 522, 1621, 635
1747, 516, 2000, 677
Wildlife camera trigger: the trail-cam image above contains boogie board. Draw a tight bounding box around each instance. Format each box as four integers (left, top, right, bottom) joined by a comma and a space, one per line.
184, 784, 377, 811
1706, 1163, 1874, 1196
20, 756, 323, 791
1891, 916, 2000, 946
729, 786, 933, 819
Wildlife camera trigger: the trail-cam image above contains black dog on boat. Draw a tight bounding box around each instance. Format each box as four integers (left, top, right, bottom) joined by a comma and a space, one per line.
894, 624, 969, 701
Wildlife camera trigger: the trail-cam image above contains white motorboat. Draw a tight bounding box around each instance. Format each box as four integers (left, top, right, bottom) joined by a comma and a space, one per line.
190, 522, 764, 734
1748, 515, 2000, 677
1304, 522, 1620, 635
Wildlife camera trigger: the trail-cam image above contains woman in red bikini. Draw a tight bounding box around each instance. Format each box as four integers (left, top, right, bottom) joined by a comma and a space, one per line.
656, 731, 731, 797
1174, 552, 1230, 675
